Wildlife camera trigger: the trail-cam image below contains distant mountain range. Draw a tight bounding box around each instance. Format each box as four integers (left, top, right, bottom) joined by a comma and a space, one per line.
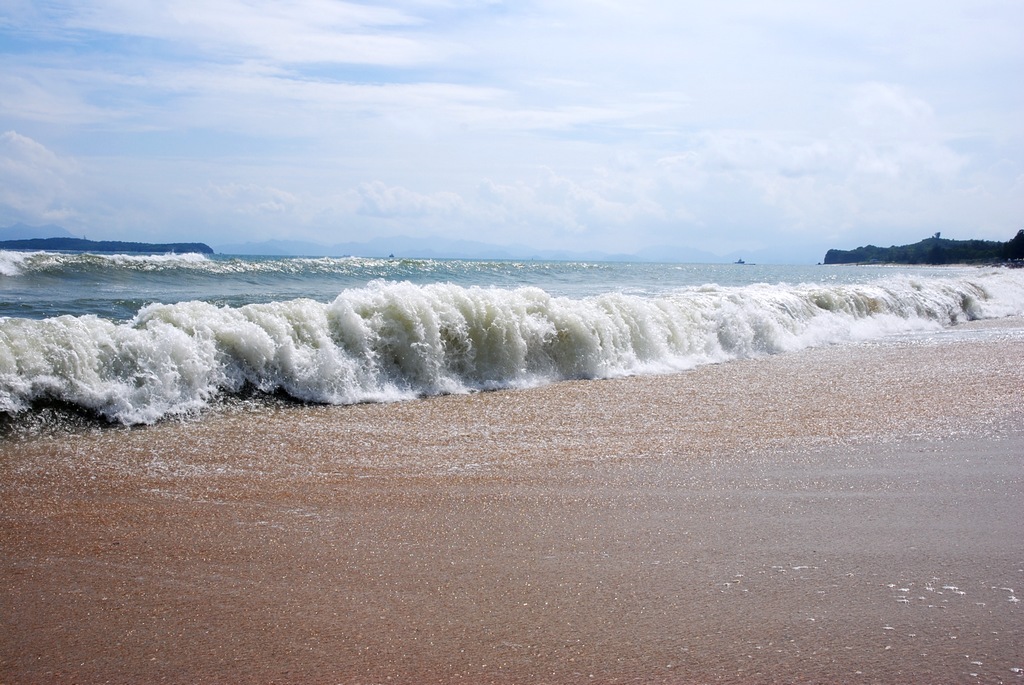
0, 223, 78, 241
1, 222, 817, 263
213, 236, 816, 264
213, 236, 728, 263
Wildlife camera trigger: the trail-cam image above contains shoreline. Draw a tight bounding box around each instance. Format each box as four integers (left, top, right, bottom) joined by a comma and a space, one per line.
2, 319, 1023, 683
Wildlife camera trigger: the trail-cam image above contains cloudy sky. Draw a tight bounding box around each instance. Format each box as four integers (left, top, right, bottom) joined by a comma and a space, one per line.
1, 0, 1022, 261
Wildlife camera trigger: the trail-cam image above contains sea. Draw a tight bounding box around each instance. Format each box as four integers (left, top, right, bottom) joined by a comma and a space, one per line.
2, 250, 1024, 426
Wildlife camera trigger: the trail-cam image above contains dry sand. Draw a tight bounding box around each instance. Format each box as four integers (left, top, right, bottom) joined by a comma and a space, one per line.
2, 320, 1023, 683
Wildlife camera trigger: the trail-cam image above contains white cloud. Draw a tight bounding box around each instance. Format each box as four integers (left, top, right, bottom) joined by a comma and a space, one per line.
0, 68, 128, 126
472, 169, 667, 249
0, 131, 80, 222
353, 180, 464, 217
203, 182, 300, 215
1, 0, 1021, 255
67, 0, 439, 65
651, 117, 972, 239
846, 82, 939, 141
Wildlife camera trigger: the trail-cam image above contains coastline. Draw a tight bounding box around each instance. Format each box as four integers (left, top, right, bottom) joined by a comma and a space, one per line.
0, 237, 214, 254
2, 318, 1023, 683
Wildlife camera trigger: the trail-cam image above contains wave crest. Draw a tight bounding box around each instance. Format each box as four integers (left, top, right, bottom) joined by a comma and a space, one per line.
2, 273, 1022, 424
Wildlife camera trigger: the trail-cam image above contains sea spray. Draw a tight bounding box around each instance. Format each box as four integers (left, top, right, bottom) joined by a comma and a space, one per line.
2, 272, 1022, 424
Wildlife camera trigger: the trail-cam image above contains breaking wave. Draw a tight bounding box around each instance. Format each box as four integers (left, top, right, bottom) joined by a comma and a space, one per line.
2, 272, 1023, 424
0, 250, 213, 277
0, 250, 520, 279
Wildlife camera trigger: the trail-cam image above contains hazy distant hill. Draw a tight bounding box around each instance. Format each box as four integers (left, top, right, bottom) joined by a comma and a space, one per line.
0, 223, 822, 264
214, 236, 636, 261
0, 223, 78, 240
215, 236, 736, 263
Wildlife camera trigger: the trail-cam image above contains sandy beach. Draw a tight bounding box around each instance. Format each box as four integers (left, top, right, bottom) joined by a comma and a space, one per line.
2, 320, 1023, 684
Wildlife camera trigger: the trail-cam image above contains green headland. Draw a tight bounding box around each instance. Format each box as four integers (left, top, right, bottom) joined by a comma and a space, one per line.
823, 229, 1024, 265
0, 237, 214, 254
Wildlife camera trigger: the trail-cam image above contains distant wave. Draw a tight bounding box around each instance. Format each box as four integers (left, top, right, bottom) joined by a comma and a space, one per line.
0, 250, 213, 277
0, 249, 508, 277
0, 249, 609, 280
3, 271, 1023, 425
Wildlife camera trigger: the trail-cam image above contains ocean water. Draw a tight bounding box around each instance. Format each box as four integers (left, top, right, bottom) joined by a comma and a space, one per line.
2, 250, 1023, 425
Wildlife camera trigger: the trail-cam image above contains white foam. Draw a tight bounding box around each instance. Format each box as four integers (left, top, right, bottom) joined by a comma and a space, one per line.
0, 250, 34, 277
2, 270, 1023, 424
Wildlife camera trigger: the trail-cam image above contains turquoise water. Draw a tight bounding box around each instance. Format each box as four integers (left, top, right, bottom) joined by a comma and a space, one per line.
2, 250, 1023, 424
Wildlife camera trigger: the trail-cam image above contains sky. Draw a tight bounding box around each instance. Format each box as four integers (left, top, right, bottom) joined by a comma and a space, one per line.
1, 0, 1022, 261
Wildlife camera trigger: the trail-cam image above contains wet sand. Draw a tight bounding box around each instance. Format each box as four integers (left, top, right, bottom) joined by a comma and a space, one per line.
2, 321, 1023, 683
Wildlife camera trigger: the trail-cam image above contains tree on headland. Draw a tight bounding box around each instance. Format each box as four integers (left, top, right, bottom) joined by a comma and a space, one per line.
1004, 229, 1024, 260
